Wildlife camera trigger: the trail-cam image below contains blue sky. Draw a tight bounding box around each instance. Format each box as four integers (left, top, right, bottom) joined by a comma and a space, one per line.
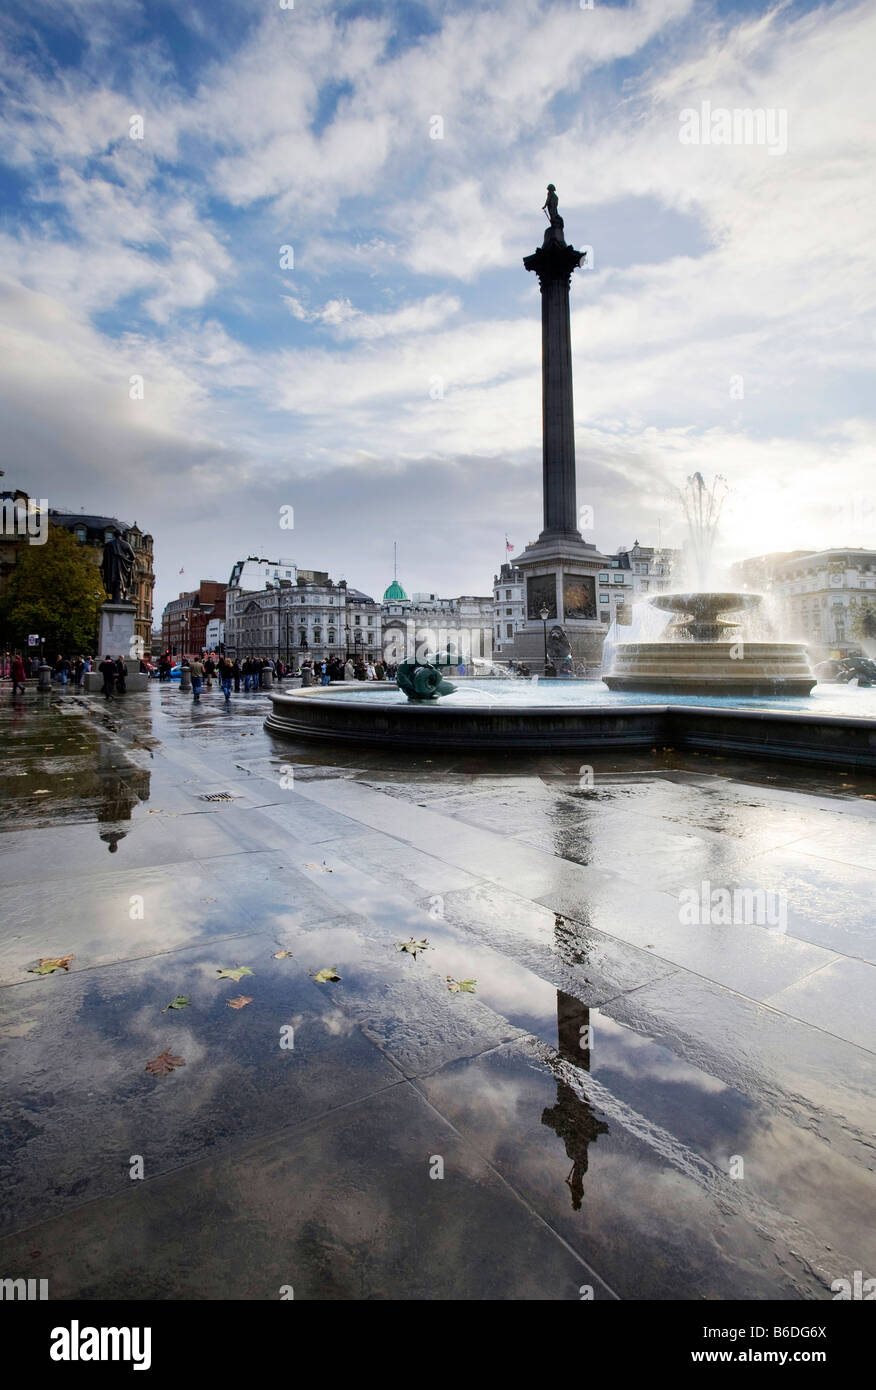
1, 0, 874, 615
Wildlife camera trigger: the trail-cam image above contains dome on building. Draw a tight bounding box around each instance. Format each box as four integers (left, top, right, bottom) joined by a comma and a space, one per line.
382, 579, 409, 602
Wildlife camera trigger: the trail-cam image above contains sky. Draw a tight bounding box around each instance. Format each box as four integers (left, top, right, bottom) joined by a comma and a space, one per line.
1, 0, 874, 617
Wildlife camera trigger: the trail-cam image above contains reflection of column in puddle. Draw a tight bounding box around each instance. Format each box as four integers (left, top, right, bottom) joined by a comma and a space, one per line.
541, 990, 609, 1211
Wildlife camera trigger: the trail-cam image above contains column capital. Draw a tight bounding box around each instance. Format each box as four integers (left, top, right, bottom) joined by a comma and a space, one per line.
523, 240, 587, 289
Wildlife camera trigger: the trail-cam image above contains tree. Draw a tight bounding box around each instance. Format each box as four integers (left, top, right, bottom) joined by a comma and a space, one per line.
0, 524, 103, 654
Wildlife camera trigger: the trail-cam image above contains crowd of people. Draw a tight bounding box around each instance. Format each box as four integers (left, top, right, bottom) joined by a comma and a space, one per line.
163, 651, 399, 702
5, 646, 401, 703
4, 651, 142, 700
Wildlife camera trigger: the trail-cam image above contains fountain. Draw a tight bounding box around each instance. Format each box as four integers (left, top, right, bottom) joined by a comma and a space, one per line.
603, 476, 816, 695
603, 591, 817, 695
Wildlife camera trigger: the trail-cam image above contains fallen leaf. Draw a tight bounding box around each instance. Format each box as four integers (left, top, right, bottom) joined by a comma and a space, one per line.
395, 938, 430, 958
145, 1050, 185, 1076
162, 995, 190, 1013
273, 950, 293, 959
33, 789, 50, 795
29, 955, 74, 975
312, 967, 340, 983
227, 995, 253, 1010
446, 976, 477, 994
216, 966, 254, 982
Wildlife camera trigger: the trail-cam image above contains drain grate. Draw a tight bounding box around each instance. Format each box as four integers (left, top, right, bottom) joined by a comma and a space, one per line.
199, 792, 236, 802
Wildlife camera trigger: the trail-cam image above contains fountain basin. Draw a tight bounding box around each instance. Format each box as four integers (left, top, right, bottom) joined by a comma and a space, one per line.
603, 591, 816, 694
603, 641, 816, 695
265, 681, 876, 768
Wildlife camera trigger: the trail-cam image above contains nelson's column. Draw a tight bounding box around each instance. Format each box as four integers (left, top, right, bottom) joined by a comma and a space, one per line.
509, 185, 611, 671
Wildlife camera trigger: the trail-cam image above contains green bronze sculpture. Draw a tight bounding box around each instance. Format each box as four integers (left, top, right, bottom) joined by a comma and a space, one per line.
396, 657, 457, 702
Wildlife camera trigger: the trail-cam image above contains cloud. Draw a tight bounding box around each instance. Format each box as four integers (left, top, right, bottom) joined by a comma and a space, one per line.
0, 0, 873, 620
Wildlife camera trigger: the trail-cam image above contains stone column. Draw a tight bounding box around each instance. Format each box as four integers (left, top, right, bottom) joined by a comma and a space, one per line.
524, 237, 587, 541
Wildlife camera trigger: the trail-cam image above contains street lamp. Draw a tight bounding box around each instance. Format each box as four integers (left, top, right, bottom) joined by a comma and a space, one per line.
540, 605, 550, 672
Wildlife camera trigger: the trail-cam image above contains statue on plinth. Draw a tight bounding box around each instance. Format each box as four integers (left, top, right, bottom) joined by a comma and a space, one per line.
101, 528, 136, 604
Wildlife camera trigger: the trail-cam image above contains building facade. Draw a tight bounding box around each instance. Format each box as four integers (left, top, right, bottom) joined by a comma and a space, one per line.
224, 575, 381, 665
771, 549, 876, 656
161, 581, 226, 657
228, 556, 297, 592
380, 578, 493, 666
614, 541, 679, 598
492, 564, 526, 656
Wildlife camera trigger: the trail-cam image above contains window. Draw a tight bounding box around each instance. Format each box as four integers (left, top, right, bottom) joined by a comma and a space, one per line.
600, 610, 610, 623
355, 615, 361, 625
75, 527, 86, 543
600, 593, 609, 604
314, 629, 321, 642
368, 616, 373, 626
505, 607, 512, 616
599, 573, 609, 583
506, 623, 513, 638
328, 630, 335, 643
613, 574, 624, 583
299, 631, 306, 645
505, 590, 511, 599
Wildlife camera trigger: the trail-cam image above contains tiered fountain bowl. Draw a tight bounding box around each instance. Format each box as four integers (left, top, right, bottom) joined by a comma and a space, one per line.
603, 592, 816, 695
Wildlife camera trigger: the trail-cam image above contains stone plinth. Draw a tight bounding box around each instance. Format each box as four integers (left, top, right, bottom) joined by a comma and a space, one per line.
83, 670, 149, 693
98, 602, 137, 662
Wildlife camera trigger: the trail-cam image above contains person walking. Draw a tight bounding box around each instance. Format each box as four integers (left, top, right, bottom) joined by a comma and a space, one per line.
10, 652, 26, 697
98, 655, 116, 700
189, 656, 205, 702
115, 655, 128, 694
219, 654, 234, 703
73, 657, 85, 688
232, 658, 242, 693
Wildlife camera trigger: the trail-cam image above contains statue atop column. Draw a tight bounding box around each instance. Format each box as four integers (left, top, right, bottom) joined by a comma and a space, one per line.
101, 528, 136, 603
542, 183, 565, 245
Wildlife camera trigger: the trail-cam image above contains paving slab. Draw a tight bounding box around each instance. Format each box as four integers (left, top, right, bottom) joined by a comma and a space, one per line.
0, 1082, 611, 1300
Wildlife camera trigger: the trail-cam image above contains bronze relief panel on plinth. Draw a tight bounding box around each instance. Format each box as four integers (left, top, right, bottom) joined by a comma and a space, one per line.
563, 574, 597, 620
526, 574, 558, 620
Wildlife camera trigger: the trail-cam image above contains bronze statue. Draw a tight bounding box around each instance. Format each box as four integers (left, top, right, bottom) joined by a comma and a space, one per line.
542, 183, 563, 228
101, 528, 136, 603
542, 184, 566, 247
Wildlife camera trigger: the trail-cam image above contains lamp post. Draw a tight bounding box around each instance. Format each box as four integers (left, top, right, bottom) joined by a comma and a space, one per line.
540, 606, 550, 673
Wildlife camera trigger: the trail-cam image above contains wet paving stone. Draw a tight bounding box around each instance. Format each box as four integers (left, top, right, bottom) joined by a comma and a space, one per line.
0, 1081, 612, 1300
1, 686, 874, 1299
0, 933, 401, 1233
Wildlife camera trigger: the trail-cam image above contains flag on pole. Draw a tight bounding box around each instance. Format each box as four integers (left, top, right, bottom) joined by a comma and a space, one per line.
179, 567, 184, 574
505, 536, 514, 552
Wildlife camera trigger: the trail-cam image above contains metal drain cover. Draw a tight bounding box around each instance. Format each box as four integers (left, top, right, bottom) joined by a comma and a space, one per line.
198, 792, 237, 802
